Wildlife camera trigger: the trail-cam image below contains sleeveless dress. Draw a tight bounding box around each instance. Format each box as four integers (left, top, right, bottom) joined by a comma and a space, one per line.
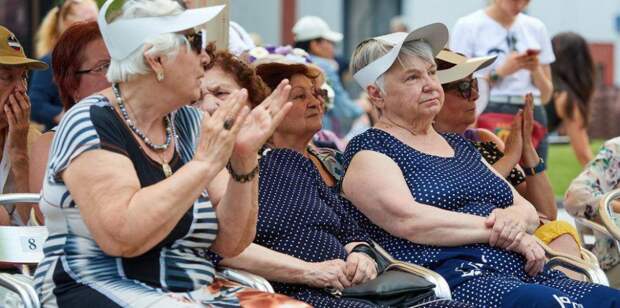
342, 128, 620, 308
33, 95, 270, 307
255, 147, 470, 308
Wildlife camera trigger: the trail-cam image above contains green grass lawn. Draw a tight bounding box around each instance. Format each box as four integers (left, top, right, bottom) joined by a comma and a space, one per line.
547, 140, 604, 197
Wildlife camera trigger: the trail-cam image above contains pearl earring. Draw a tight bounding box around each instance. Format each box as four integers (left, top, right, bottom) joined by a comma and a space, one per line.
156, 71, 164, 82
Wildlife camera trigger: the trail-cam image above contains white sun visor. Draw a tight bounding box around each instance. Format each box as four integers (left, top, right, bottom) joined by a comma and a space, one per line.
352, 23, 449, 89
98, 0, 225, 60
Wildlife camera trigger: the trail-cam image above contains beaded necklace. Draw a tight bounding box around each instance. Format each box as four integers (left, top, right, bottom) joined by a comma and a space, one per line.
112, 83, 176, 177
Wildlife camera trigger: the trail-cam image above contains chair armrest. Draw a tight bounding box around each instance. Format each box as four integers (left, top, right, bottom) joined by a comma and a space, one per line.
599, 188, 620, 240
217, 267, 274, 293
0, 193, 41, 205
535, 238, 609, 286
575, 217, 612, 238
546, 256, 609, 286
372, 242, 452, 299
0, 273, 39, 308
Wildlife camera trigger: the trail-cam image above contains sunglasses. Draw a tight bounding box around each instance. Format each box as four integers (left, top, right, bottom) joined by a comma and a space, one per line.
185, 31, 206, 54
444, 77, 478, 100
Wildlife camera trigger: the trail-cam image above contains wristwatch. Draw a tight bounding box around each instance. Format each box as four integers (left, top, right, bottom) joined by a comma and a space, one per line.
522, 158, 545, 176
489, 69, 501, 83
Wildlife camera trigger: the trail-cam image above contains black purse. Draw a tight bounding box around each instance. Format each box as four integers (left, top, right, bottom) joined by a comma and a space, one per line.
338, 245, 436, 307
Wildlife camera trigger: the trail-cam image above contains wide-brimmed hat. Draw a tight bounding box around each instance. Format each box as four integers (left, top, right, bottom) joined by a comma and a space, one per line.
0, 26, 47, 70
293, 16, 343, 42
436, 49, 496, 84
352, 23, 448, 89
97, 0, 225, 60
249, 46, 323, 81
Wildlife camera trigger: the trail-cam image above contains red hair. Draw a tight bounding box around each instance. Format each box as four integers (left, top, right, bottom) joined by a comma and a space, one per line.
51, 21, 102, 111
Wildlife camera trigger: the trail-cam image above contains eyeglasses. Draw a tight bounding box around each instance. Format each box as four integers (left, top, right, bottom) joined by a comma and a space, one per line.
444, 77, 478, 100
185, 31, 205, 54
76, 61, 110, 75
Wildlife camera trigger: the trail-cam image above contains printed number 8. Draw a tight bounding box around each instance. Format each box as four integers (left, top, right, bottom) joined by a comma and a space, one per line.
28, 238, 37, 250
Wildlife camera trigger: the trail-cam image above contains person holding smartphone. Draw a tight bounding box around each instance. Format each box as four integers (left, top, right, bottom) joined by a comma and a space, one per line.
451, 0, 554, 162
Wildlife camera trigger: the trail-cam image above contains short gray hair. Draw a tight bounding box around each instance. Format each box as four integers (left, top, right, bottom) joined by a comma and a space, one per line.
350, 38, 434, 93
106, 0, 191, 82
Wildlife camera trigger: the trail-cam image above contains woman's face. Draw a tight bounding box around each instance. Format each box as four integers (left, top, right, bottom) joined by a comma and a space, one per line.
274, 73, 324, 138
380, 54, 444, 124
198, 65, 243, 115
61, 1, 98, 32
0, 65, 28, 129
161, 45, 208, 104
435, 76, 479, 131
74, 38, 111, 102
496, 0, 530, 17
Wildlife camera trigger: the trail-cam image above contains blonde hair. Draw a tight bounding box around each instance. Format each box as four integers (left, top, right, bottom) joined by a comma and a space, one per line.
35, 0, 97, 57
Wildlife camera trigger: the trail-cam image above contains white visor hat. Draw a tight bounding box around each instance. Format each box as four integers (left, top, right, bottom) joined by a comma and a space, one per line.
98, 0, 225, 60
352, 23, 449, 89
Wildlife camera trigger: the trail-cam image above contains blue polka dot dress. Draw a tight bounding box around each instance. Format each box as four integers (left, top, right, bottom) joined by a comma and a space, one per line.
342, 128, 620, 308
256, 148, 470, 308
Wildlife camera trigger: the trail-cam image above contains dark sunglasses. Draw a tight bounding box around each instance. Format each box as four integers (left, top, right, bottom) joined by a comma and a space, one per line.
444, 77, 478, 100
185, 31, 205, 54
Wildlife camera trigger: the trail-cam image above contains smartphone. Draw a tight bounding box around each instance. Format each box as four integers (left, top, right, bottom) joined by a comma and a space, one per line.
525, 49, 540, 56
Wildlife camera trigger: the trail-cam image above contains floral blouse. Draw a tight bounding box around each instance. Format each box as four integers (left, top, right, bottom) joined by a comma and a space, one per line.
565, 137, 620, 270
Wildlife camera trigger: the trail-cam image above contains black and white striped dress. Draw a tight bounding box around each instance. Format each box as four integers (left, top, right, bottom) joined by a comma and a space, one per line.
33, 95, 243, 307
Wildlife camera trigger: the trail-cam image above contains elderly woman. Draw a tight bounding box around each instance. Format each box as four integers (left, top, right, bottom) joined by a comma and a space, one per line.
32, 0, 299, 306
565, 138, 620, 287
29, 21, 110, 224
196, 47, 466, 307
433, 50, 582, 254
0, 25, 47, 226
341, 24, 620, 307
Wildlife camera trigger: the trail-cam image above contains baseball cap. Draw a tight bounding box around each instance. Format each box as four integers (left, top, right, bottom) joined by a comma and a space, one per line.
352, 23, 448, 89
293, 16, 343, 42
0, 26, 48, 70
436, 49, 496, 84
98, 0, 225, 60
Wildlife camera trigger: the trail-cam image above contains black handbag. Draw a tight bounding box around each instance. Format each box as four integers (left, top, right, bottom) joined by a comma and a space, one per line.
338, 245, 436, 307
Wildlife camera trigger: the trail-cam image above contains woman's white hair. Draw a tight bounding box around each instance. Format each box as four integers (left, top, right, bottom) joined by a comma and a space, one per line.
350, 38, 435, 93
106, 0, 191, 82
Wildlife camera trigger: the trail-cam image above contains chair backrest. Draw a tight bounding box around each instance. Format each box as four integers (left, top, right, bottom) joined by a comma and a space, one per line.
0, 193, 45, 264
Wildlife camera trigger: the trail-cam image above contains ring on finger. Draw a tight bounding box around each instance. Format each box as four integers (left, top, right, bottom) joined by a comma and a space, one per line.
223, 118, 234, 130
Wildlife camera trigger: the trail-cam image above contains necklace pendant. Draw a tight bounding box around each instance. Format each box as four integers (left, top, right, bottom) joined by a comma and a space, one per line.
162, 163, 173, 177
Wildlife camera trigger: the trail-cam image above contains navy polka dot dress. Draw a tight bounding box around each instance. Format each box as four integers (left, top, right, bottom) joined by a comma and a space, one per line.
342, 129, 620, 307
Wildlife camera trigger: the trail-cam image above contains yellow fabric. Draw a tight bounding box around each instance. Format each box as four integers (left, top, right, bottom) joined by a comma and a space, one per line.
534, 220, 582, 246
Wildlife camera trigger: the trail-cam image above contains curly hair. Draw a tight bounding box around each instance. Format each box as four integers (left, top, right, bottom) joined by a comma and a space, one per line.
204, 44, 270, 108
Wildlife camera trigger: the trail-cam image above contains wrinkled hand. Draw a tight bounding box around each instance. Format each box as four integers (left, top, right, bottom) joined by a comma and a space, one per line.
232, 79, 292, 159
302, 259, 351, 290
5, 88, 31, 163
520, 93, 540, 167
506, 232, 546, 276
345, 252, 378, 285
194, 89, 250, 173
485, 208, 528, 249
502, 109, 523, 165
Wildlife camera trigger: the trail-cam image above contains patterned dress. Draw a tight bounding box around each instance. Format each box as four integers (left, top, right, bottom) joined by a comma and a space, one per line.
342, 128, 620, 308
565, 137, 620, 270
255, 147, 469, 308
35, 96, 251, 307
